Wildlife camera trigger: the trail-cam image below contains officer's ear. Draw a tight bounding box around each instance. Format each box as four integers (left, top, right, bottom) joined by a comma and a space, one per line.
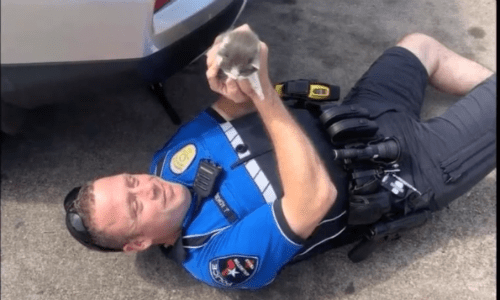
123, 238, 152, 253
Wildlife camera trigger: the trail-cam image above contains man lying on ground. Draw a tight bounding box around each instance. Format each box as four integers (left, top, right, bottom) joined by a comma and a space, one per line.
64, 24, 496, 289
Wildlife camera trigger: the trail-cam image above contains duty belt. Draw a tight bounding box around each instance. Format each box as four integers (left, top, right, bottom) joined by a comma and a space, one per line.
277, 79, 433, 263
318, 100, 432, 263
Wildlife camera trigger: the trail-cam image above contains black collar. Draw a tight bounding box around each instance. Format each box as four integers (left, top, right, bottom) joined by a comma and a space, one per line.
160, 238, 186, 263
160, 230, 221, 263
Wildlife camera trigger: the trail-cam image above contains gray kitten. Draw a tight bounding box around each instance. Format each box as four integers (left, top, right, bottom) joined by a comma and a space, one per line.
215, 28, 265, 100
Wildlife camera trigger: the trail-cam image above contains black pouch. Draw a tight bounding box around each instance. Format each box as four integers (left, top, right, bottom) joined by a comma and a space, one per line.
319, 103, 379, 145
319, 104, 371, 127
327, 118, 379, 144
347, 191, 392, 225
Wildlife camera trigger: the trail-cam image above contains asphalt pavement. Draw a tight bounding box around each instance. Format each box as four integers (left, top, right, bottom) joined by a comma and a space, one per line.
1, 0, 496, 299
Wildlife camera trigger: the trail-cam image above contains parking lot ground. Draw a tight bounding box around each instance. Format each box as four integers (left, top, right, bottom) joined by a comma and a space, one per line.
1, 0, 496, 299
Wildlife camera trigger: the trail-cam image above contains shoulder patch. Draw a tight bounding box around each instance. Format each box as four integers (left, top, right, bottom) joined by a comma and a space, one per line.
170, 144, 197, 174
209, 255, 258, 287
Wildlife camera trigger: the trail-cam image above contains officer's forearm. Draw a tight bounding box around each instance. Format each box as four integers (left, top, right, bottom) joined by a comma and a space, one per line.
252, 87, 337, 239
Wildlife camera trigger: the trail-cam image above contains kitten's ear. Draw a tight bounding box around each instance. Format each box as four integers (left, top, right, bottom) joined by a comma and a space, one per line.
251, 58, 260, 70
217, 47, 228, 58
215, 54, 224, 66
214, 32, 226, 44
251, 44, 261, 69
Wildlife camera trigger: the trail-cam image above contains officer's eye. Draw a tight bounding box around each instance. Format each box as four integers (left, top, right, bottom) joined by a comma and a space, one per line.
132, 199, 138, 215
152, 184, 162, 200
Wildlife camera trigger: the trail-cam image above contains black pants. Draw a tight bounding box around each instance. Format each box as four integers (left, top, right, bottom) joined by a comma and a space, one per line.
290, 47, 496, 263
343, 46, 496, 211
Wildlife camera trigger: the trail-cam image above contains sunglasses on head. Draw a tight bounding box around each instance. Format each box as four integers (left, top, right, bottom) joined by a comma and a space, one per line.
64, 186, 122, 252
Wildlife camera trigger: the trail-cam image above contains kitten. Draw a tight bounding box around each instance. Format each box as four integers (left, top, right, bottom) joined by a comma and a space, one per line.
214, 28, 265, 100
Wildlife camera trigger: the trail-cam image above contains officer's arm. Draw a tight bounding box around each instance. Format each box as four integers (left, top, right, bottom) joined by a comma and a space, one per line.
234, 43, 337, 239
397, 33, 494, 96
205, 25, 337, 239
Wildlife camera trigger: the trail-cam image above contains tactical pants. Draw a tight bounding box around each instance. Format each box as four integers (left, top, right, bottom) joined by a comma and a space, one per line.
342, 46, 496, 212
290, 47, 496, 263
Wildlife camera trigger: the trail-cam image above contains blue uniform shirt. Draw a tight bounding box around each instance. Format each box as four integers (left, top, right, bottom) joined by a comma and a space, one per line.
149, 107, 349, 289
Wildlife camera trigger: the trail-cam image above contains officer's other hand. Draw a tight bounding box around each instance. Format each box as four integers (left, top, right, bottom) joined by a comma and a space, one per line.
236, 41, 273, 102
206, 24, 252, 104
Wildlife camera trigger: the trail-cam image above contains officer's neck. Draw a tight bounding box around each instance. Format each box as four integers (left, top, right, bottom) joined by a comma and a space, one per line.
157, 228, 182, 247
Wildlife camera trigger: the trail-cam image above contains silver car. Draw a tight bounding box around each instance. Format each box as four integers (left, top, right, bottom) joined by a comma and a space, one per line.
1, 0, 247, 134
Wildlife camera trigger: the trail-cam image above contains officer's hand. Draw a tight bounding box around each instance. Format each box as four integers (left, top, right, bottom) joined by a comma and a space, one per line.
236, 41, 273, 102
206, 25, 252, 104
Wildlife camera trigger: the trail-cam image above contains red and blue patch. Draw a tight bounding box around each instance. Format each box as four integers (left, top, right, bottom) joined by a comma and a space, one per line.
209, 255, 258, 287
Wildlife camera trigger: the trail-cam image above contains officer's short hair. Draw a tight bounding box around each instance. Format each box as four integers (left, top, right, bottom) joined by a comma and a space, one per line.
73, 180, 134, 251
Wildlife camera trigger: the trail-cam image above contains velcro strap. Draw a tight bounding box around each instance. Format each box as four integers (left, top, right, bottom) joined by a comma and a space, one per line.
352, 169, 379, 180
352, 176, 379, 195
327, 118, 379, 144
319, 104, 371, 128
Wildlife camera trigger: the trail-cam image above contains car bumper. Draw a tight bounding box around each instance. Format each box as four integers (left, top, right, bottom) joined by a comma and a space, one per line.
1, 0, 244, 64
1, 0, 246, 103
139, 0, 246, 82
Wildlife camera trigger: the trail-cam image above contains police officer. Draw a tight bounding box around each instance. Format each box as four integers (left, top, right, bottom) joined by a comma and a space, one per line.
63, 24, 496, 289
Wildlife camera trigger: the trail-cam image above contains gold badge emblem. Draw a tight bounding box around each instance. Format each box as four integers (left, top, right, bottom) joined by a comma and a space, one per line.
170, 144, 197, 174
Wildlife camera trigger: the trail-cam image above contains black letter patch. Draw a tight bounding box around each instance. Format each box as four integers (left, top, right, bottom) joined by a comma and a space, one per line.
209, 255, 258, 287
213, 193, 238, 223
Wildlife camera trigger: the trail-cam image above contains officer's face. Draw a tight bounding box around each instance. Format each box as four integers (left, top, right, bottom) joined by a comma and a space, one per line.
91, 173, 191, 250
